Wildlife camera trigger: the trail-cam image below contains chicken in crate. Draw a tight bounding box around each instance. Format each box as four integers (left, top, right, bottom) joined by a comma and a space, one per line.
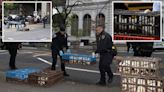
115, 56, 164, 92
118, 56, 160, 77
114, 10, 160, 40
122, 75, 164, 92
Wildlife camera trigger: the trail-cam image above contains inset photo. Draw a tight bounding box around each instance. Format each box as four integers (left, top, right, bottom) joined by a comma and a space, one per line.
112, 1, 162, 42
2, 1, 52, 42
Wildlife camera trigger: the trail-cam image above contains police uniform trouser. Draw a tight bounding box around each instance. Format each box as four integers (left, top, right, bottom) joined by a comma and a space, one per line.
8, 48, 17, 68
52, 51, 66, 72
99, 53, 113, 82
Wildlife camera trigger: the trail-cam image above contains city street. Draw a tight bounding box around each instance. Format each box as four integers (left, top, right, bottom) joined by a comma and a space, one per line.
0, 46, 164, 92
3, 23, 51, 42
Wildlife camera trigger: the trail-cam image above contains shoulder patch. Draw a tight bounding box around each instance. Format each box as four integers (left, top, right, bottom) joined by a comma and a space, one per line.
64, 34, 67, 38
101, 35, 105, 39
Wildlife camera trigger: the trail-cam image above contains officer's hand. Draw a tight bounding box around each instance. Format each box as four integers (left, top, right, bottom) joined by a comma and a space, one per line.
66, 49, 71, 53
59, 50, 64, 56
18, 44, 22, 49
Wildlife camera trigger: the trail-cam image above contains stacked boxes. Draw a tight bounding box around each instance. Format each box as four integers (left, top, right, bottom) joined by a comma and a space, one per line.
118, 56, 164, 92
28, 69, 63, 87
61, 53, 96, 65
122, 75, 164, 92
118, 57, 160, 77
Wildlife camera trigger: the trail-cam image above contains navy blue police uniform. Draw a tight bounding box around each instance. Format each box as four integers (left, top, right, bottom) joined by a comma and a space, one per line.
96, 31, 114, 85
51, 31, 69, 76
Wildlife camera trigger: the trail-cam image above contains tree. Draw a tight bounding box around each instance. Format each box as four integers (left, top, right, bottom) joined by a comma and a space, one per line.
4, 3, 19, 10
4, 3, 19, 16
52, 0, 82, 31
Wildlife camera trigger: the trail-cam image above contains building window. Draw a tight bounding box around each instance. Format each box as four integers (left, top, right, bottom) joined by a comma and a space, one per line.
71, 14, 79, 36
96, 13, 105, 27
83, 14, 91, 36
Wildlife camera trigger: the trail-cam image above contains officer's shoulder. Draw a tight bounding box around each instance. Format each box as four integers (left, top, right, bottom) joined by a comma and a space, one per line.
55, 32, 61, 36
103, 32, 111, 38
102, 32, 110, 37
52, 32, 59, 38
56, 31, 60, 34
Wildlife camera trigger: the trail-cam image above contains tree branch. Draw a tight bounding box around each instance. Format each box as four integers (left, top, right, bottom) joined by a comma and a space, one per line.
55, 7, 64, 19
65, 0, 82, 19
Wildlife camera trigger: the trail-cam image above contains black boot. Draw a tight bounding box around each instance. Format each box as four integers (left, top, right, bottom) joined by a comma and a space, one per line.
63, 72, 69, 77
108, 77, 113, 84
51, 66, 56, 70
61, 63, 69, 76
96, 81, 106, 86
10, 66, 17, 70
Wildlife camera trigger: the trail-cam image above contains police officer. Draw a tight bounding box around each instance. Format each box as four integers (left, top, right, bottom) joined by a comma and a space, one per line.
51, 26, 69, 76
43, 16, 47, 28
5, 42, 21, 70
95, 25, 114, 86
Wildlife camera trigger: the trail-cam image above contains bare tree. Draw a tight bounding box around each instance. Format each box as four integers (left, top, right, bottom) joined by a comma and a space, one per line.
52, 0, 83, 31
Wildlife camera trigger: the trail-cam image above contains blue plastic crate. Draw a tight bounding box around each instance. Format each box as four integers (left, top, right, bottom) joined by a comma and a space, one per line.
62, 53, 96, 62
5, 68, 40, 80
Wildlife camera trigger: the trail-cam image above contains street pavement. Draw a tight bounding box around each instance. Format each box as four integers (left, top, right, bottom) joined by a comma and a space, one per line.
0, 47, 164, 92
3, 23, 51, 41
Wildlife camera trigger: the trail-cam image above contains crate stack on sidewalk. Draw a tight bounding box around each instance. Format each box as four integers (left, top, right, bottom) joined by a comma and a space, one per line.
6, 68, 40, 83
118, 56, 164, 92
5, 67, 63, 87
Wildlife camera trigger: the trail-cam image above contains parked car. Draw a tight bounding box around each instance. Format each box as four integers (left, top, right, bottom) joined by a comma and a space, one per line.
153, 38, 164, 50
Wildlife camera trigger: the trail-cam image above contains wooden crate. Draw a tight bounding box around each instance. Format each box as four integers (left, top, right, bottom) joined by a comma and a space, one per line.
118, 56, 160, 77
121, 75, 164, 92
114, 56, 125, 62
6, 77, 28, 84
28, 69, 64, 87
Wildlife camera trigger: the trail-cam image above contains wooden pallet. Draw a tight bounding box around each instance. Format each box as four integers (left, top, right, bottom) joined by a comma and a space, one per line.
6, 77, 28, 84
28, 69, 64, 87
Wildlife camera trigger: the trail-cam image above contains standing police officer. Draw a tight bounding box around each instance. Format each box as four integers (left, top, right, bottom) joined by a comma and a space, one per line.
51, 26, 69, 76
95, 25, 114, 86
5, 42, 21, 70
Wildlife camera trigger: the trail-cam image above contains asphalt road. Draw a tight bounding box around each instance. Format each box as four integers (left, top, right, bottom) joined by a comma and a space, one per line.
0, 48, 164, 92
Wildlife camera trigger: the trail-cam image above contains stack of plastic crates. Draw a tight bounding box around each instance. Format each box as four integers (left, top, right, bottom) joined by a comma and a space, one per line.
5, 68, 40, 83
118, 56, 164, 92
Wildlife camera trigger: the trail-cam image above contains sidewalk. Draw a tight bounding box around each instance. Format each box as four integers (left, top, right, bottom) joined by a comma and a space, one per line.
3, 23, 51, 41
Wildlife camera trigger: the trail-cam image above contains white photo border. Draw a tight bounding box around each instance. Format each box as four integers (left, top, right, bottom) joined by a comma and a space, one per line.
2, 1, 52, 42
112, 1, 163, 43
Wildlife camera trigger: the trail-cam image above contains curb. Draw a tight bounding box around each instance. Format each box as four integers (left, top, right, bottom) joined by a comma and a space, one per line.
0, 50, 7, 53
